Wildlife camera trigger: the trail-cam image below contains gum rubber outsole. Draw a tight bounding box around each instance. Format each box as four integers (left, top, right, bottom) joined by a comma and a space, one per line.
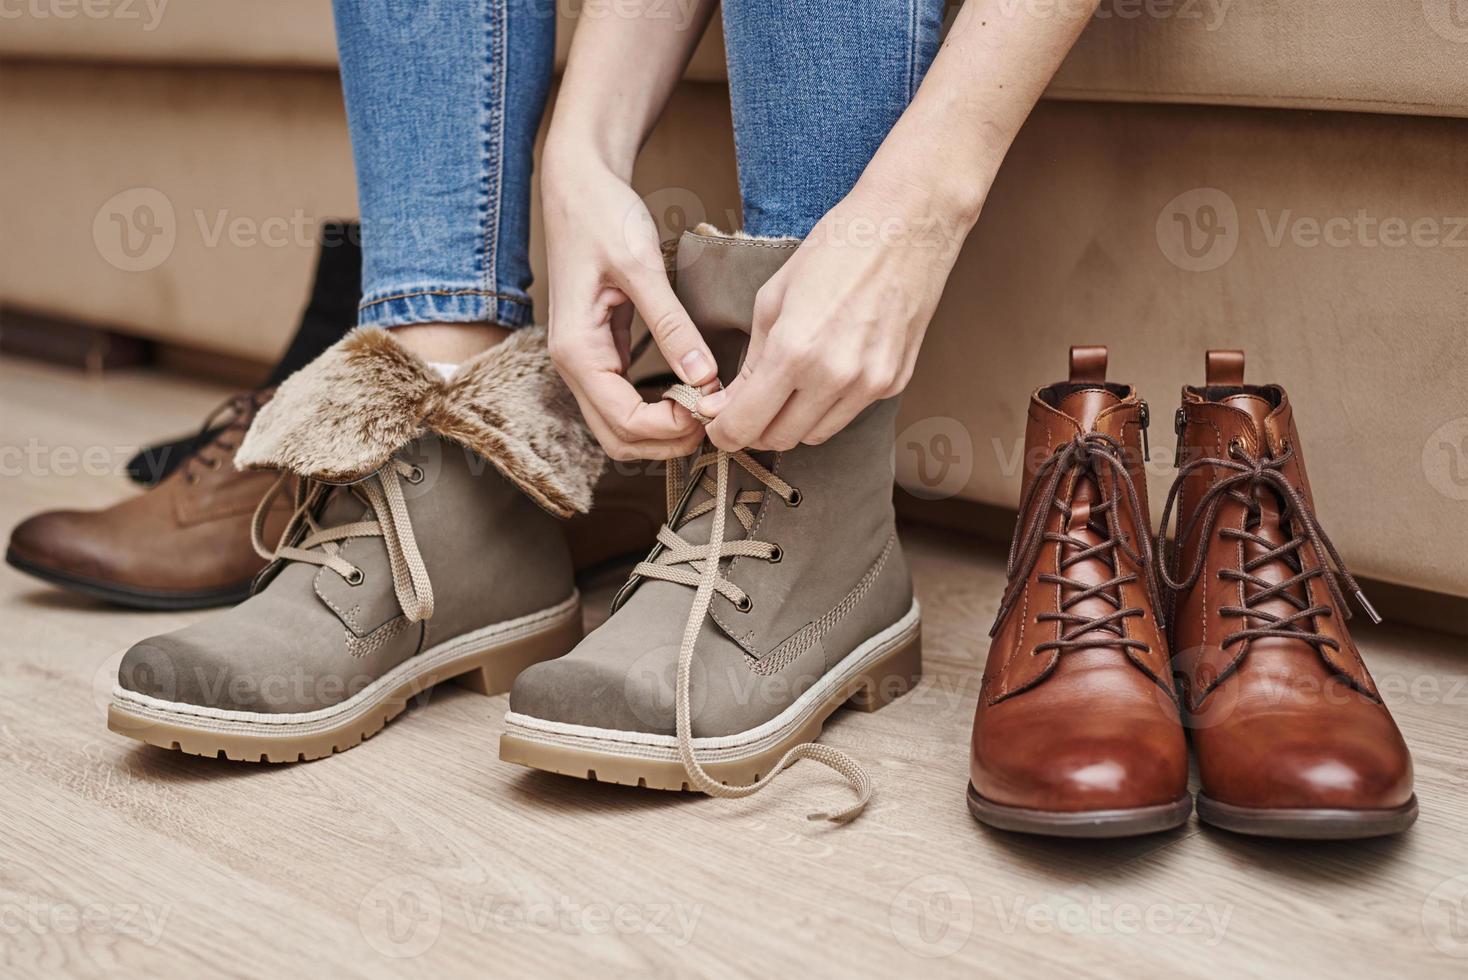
107, 596, 583, 763
499, 609, 922, 791
1195, 793, 1418, 839
966, 784, 1194, 838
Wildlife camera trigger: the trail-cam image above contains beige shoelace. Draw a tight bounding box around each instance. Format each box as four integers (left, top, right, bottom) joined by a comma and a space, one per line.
250, 459, 435, 622
639, 385, 871, 823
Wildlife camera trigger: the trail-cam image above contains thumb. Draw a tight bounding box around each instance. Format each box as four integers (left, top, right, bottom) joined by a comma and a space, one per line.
621, 264, 718, 388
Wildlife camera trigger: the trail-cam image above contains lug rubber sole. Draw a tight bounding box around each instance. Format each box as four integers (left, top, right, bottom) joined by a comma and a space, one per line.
7, 547, 253, 610
107, 593, 583, 762
500, 600, 922, 790
966, 784, 1194, 838
1196, 793, 1418, 839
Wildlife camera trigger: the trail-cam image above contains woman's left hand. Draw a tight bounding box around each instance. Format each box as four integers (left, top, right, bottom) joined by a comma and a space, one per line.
697, 180, 968, 452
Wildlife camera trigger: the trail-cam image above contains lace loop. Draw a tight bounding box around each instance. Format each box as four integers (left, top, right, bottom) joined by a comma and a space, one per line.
1156, 441, 1380, 654
991, 432, 1164, 647
250, 458, 435, 622
646, 384, 871, 822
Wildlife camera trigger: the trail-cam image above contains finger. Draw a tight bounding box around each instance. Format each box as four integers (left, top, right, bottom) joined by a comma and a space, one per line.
609, 300, 635, 373
580, 366, 702, 443
805, 392, 871, 446
704, 357, 797, 452
620, 264, 718, 388
751, 387, 842, 452
564, 378, 703, 461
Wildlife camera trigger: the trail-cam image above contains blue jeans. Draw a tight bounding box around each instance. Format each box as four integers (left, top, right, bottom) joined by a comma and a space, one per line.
333, 0, 945, 328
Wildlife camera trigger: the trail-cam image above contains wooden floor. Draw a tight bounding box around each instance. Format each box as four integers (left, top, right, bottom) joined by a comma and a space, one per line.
2, 356, 1465, 978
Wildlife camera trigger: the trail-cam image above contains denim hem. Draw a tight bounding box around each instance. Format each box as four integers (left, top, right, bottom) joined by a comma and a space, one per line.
357, 286, 533, 330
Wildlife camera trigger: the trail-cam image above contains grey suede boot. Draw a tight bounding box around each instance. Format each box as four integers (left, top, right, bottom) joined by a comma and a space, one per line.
502, 230, 922, 820
108, 328, 602, 761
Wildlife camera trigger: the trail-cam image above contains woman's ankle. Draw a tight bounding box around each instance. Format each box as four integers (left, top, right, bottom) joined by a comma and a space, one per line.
391, 323, 513, 364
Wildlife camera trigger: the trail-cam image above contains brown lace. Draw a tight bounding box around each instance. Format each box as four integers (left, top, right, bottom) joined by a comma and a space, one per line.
181, 391, 267, 483
991, 432, 1163, 656
1156, 440, 1380, 654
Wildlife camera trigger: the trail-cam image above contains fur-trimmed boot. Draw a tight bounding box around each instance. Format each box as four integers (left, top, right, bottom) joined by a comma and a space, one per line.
501, 229, 923, 822
108, 327, 601, 761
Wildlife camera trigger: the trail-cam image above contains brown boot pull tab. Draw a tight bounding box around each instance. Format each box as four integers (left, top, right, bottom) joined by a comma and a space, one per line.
1068, 345, 1108, 384
1205, 349, 1245, 386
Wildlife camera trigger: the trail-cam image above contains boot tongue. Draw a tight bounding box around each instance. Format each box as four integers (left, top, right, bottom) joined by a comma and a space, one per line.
1057, 386, 1121, 433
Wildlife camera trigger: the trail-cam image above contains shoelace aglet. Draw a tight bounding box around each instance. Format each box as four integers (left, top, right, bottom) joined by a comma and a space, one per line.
1354, 588, 1383, 625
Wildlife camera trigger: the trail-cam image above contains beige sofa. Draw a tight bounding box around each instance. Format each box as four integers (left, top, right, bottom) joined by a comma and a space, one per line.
2, 1, 1465, 601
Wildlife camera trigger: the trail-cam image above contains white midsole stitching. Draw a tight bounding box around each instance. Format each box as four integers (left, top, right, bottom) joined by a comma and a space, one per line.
110, 591, 581, 732
503, 599, 921, 762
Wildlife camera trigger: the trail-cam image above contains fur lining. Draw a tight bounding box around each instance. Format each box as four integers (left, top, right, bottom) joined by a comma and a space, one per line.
235, 327, 602, 518
691, 222, 795, 243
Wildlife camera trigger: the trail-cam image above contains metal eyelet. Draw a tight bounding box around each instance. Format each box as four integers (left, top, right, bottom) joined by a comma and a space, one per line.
406, 466, 425, 484
768, 545, 783, 564
785, 489, 802, 507
346, 569, 365, 586
735, 595, 753, 613
1227, 437, 1245, 456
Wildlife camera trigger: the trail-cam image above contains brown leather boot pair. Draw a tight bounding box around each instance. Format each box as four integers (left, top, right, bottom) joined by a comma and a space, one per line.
969, 346, 1416, 839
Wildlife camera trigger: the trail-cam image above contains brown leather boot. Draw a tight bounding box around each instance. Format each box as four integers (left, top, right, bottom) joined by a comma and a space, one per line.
1161, 350, 1416, 838
968, 346, 1190, 837
6, 392, 292, 609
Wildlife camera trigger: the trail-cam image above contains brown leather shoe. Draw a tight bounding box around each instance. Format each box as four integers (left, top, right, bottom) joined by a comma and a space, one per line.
6, 393, 291, 610
968, 346, 1191, 837
1160, 350, 1416, 838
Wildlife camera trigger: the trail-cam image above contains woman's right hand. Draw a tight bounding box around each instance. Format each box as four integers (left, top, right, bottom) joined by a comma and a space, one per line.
542, 150, 718, 462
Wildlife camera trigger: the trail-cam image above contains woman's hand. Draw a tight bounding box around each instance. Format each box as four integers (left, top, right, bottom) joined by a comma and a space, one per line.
536, 0, 720, 462
698, 180, 967, 451
542, 153, 718, 461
